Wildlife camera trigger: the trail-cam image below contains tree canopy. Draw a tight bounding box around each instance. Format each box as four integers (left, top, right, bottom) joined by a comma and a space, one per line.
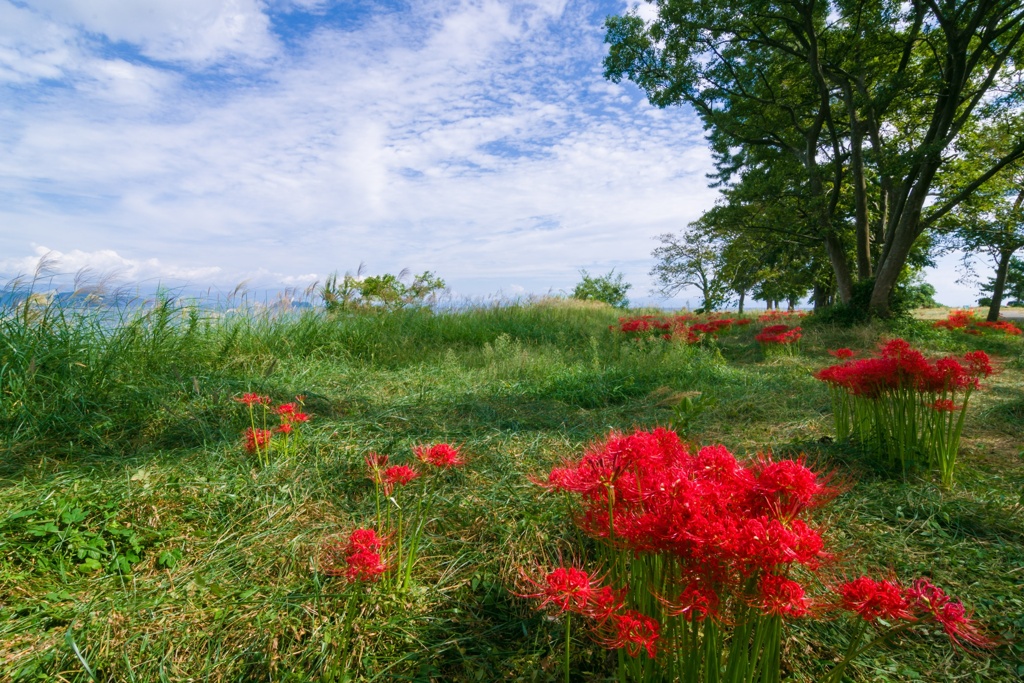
606, 0, 1024, 316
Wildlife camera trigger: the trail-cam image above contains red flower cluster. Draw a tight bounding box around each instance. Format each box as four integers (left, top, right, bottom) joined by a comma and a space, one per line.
414, 443, 466, 468
828, 348, 856, 359
755, 324, 802, 346
612, 314, 748, 343
541, 429, 834, 621
614, 315, 673, 334
691, 318, 735, 335
235, 393, 271, 406
236, 394, 311, 455
758, 310, 806, 323
244, 427, 273, 453
320, 527, 389, 582
838, 576, 990, 648
934, 310, 1022, 336
609, 610, 661, 658
519, 565, 658, 658
815, 339, 992, 399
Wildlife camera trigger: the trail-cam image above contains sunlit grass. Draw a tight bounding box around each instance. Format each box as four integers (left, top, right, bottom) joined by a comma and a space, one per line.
1, 294, 1021, 681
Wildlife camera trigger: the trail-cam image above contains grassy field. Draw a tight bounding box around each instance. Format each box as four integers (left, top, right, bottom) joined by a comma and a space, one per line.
1, 297, 1022, 682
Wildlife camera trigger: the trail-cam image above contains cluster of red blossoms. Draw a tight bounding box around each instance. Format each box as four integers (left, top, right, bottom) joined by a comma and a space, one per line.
364, 444, 464, 493
533, 428, 990, 661
235, 393, 311, 454
815, 339, 992, 399
758, 310, 807, 323
838, 576, 989, 648
541, 428, 834, 622
754, 324, 802, 346
934, 309, 1022, 336
519, 566, 659, 658
612, 314, 749, 343
320, 528, 389, 582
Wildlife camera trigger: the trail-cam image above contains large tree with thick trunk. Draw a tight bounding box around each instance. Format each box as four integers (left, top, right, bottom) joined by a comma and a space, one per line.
605, 0, 1024, 316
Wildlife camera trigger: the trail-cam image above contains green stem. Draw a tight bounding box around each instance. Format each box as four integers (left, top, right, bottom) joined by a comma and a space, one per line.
564, 612, 571, 683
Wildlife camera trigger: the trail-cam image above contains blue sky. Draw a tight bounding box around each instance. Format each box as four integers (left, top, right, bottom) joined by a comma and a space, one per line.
0, 0, 983, 305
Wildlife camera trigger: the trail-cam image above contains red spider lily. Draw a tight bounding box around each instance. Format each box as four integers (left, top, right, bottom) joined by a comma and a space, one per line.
931, 399, 960, 412
365, 452, 389, 486
905, 579, 992, 649
749, 454, 837, 519
838, 576, 913, 622
828, 348, 856, 359
276, 402, 296, 415
665, 581, 720, 622
607, 610, 660, 658
756, 573, 810, 617
244, 427, 273, 453
346, 527, 387, 554
290, 412, 311, 423
235, 393, 271, 406
934, 310, 1022, 336
755, 324, 802, 346
382, 464, 419, 492
275, 423, 293, 435
320, 528, 390, 582
974, 320, 1022, 335
518, 566, 605, 615
815, 339, 992, 398
586, 585, 627, 623
414, 443, 465, 468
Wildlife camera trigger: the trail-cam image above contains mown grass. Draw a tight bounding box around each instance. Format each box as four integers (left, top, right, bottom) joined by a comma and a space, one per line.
1, 296, 1022, 681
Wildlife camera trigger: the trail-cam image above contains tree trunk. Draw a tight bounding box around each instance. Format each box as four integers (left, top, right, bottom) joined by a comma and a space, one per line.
842, 81, 872, 279
823, 231, 854, 303
988, 248, 1014, 322
738, 290, 745, 315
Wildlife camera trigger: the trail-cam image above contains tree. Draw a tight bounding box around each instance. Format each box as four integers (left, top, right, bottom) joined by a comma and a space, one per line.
979, 257, 1024, 307
571, 269, 632, 308
938, 125, 1024, 321
650, 230, 729, 312
320, 267, 446, 313
605, 0, 1024, 317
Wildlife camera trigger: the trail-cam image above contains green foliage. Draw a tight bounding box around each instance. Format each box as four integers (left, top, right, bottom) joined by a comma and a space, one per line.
651, 229, 730, 312
2, 491, 154, 574
1, 294, 1022, 681
605, 0, 1024, 316
980, 257, 1024, 307
321, 268, 446, 313
571, 269, 631, 308
669, 392, 717, 437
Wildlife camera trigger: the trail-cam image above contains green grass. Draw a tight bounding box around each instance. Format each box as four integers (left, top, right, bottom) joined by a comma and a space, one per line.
1, 298, 1022, 681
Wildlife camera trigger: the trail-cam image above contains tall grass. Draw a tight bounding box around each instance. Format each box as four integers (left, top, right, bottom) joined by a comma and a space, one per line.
1, 293, 1021, 681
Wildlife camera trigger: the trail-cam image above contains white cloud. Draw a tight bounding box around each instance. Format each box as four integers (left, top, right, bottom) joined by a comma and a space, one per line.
28, 0, 278, 64
0, 246, 224, 286
16, 0, 971, 306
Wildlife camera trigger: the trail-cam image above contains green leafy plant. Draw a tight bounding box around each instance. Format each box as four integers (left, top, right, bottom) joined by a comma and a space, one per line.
572, 269, 632, 308
2, 495, 154, 574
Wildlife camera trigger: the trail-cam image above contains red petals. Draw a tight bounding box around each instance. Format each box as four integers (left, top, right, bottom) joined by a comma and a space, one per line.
518, 566, 619, 617
905, 579, 992, 649
235, 393, 271, 406
244, 427, 273, 453
838, 576, 912, 622
414, 443, 466, 468
755, 324, 802, 345
815, 338, 991, 398
320, 527, 390, 583
383, 464, 420, 490
757, 573, 809, 617
608, 610, 660, 658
